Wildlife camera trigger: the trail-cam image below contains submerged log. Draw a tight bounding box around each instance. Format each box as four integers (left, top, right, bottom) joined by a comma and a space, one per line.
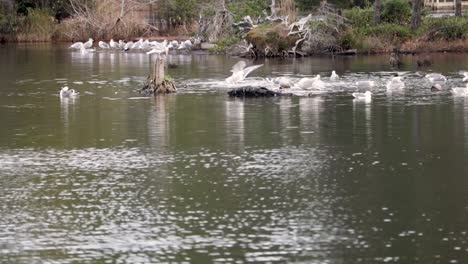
227, 86, 287, 97
140, 56, 176, 95
336, 49, 357, 55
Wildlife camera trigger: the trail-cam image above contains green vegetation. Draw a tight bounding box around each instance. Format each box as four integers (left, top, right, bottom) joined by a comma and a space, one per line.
246, 24, 298, 55
228, 0, 269, 22
164, 74, 174, 83
211, 35, 242, 52
342, 0, 467, 53
0, 0, 465, 55
419, 16, 468, 40
381, 0, 411, 24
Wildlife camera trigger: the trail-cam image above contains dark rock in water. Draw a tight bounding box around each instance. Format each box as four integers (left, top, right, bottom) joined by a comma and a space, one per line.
228, 86, 284, 97
417, 57, 432, 67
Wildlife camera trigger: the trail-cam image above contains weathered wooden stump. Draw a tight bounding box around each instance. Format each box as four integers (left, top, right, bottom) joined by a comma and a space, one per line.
140, 56, 176, 95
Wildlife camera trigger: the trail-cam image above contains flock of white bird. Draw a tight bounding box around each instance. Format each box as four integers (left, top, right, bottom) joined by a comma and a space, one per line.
225, 61, 468, 101
58, 56, 468, 100
69, 38, 194, 55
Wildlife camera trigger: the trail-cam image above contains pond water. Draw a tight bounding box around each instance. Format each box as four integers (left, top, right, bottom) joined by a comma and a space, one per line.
1, 44, 468, 263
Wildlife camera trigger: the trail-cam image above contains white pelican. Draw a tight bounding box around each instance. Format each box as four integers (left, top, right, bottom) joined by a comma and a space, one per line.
98, 41, 109, 49
425, 73, 447, 83
452, 83, 468, 96
83, 38, 94, 49
330, 70, 339, 81
225, 61, 264, 83
60, 86, 79, 97
386, 76, 405, 90
352, 91, 372, 100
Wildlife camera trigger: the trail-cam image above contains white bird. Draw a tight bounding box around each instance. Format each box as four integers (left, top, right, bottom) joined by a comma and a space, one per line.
79, 44, 95, 54
147, 46, 170, 57
118, 40, 125, 49
178, 40, 193, 50
98, 41, 110, 49
330, 70, 339, 81
352, 91, 372, 101
452, 83, 468, 96
124, 41, 134, 51
139, 39, 150, 50
60, 86, 79, 97
268, 77, 293, 88
131, 39, 143, 49
170, 40, 179, 47
462, 71, 468, 82
225, 61, 264, 83
425, 73, 447, 83
69, 41, 83, 49
109, 39, 119, 49
356, 80, 376, 88
386, 76, 405, 90
83, 38, 94, 49
295, 75, 324, 90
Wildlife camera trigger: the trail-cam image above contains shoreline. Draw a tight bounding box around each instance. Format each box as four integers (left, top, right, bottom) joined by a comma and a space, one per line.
2, 39, 467, 56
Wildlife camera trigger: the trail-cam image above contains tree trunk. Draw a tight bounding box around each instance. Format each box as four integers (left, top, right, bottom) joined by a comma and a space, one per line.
455, 0, 462, 17
271, 0, 277, 17
374, 0, 382, 24
411, 0, 422, 30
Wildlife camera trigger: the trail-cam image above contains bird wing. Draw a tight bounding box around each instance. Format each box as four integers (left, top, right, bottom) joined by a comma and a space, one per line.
70, 42, 83, 49
147, 48, 162, 55
230, 61, 247, 73
242, 64, 263, 79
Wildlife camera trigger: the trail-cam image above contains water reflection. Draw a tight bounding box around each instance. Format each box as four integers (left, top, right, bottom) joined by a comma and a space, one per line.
224, 98, 245, 150
1, 45, 468, 263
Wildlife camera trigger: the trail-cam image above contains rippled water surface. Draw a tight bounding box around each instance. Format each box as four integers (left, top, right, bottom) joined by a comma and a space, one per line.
1, 44, 468, 263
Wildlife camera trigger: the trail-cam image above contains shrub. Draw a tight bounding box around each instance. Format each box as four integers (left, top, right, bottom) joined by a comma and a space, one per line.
55, 0, 152, 41
420, 16, 468, 40
211, 35, 242, 52
229, 0, 269, 23
344, 7, 374, 27
382, 0, 411, 25
246, 24, 297, 54
303, 21, 340, 53
16, 8, 57, 41
362, 24, 413, 42
0, 2, 17, 35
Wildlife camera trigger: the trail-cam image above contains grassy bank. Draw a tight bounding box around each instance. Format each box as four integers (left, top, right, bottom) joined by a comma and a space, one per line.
342, 6, 468, 53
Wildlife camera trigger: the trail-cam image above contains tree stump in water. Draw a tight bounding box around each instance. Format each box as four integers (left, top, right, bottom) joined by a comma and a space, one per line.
140, 56, 176, 95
